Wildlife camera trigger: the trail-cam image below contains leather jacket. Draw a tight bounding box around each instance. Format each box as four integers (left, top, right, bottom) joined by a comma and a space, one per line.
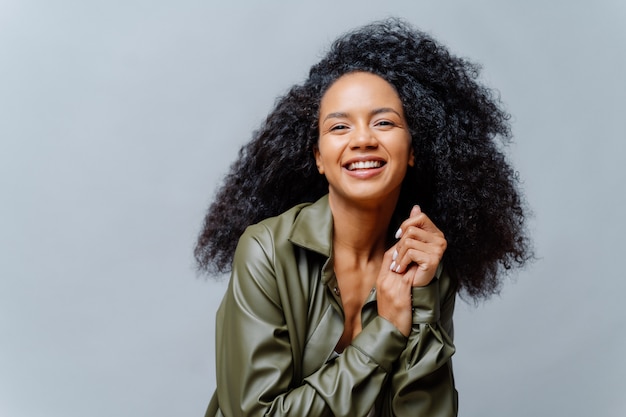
205, 195, 458, 416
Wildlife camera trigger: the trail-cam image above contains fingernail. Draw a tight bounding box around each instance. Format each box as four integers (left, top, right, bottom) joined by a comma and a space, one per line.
392, 249, 398, 261
395, 265, 402, 273
390, 261, 396, 271
394, 228, 402, 239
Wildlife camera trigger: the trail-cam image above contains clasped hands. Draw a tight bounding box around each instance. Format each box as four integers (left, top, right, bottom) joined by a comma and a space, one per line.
376, 205, 447, 336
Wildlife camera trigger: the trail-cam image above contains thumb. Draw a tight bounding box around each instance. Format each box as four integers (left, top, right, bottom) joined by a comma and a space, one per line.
410, 205, 421, 218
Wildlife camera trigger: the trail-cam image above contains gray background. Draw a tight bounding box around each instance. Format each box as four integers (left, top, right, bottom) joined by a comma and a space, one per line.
1, 0, 625, 416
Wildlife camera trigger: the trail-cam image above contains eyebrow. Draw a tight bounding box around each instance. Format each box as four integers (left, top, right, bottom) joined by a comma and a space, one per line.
322, 107, 402, 122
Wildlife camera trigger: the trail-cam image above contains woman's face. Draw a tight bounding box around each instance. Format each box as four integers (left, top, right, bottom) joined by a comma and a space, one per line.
315, 72, 414, 207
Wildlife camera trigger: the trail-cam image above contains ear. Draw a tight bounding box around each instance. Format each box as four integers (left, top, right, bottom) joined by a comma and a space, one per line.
313, 146, 325, 174
408, 146, 415, 167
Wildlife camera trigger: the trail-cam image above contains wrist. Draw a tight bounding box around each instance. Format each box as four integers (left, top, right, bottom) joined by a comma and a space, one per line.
412, 276, 440, 324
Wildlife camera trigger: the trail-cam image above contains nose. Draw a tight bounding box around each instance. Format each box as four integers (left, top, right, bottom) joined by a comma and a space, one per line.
349, 125, 378, 150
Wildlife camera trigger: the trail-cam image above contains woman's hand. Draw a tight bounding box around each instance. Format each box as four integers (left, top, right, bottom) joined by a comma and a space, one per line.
376, 206, 446, 336
376, 248, 414, 337
390, 205, 447, 287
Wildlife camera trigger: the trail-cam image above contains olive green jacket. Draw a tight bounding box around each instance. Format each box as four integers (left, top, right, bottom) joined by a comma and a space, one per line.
205, 195, 458, 417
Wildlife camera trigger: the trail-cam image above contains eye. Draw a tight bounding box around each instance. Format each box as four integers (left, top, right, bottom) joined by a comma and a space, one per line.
330, 124, 349, 131
374, 120, 396, 128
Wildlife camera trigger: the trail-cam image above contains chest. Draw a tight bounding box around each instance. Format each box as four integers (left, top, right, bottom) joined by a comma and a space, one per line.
299, 271, 378, 377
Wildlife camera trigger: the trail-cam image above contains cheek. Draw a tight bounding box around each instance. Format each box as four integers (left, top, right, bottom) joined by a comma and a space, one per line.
316, 138, 341, 162
395, 135, 414, 165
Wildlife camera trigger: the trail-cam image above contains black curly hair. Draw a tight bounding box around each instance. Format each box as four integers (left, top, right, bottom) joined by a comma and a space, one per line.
195, 18, 532, 299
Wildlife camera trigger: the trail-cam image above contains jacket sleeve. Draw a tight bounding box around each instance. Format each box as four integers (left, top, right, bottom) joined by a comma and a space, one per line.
381, 266, 458, 417
210, 224, 408, 417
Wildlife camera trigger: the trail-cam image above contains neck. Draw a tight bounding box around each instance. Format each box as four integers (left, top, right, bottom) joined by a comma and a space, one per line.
329, 193, 398, 263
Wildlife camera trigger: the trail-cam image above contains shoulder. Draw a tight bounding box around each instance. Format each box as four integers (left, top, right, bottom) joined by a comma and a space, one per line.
239, 194, 332, 257
233, 199, 320, 267
240, 201, 313, 249
230, 200, 325, 306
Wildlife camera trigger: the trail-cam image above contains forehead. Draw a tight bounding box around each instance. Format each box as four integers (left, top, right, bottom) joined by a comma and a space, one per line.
320, 72, 403, 112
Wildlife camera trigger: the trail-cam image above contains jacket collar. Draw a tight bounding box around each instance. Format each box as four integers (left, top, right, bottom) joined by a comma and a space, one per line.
288, 194, 333, 258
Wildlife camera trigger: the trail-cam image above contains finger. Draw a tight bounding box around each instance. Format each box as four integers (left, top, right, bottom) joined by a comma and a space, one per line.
395, 209, 443, 238
392, 248, 440, 275
409, 204, 421, 218
394, 205, 421, 238
392, 238, 446, 274
378, 267, 412, 308
393, 226, 446, 270
400, 224, 445, 245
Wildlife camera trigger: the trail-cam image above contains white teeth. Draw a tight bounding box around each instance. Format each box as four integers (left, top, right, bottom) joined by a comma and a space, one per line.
347, 160, 382, 170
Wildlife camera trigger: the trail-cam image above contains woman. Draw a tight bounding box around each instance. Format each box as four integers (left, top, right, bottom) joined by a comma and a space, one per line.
196, 18, 532, 417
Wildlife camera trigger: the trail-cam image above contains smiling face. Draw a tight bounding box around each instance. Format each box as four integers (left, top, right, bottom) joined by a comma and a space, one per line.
315, 72, 414, 208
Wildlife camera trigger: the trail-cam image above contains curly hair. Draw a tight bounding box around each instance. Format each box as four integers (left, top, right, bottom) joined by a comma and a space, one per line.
195, 18, 532, 299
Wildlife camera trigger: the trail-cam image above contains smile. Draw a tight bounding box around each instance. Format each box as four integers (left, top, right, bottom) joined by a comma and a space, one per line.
345, 160, 385, 171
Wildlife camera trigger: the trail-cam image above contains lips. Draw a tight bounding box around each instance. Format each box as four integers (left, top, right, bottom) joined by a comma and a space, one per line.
345, 160, 386, 171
